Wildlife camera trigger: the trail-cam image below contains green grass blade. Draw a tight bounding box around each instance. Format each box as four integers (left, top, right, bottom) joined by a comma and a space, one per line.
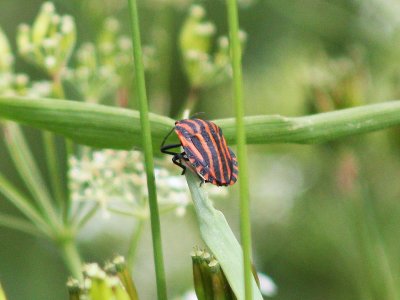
185, 170, 262, 300
127, 0, 168, 298
2, 97, 400, 148
225, 0, 252, 297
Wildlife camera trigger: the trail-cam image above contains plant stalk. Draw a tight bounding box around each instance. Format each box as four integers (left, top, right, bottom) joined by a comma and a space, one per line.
127, 0, 168, 298
226, 0, 253, 298
42, 131, 65, 212
3, 97, 400, 148
0, 172, 52, 236
0, 213, 44, 237
59, 238, 83, 281
3, 123, 61, 230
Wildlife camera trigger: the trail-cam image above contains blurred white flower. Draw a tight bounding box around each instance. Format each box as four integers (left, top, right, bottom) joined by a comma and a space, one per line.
182, 290, 197, 300
258, 272, 278, 297
69, 149, 227, 218
356, 0, 400, 39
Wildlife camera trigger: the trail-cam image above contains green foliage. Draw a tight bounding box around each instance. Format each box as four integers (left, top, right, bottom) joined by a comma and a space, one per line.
2, 1, 400, 299
67, 256, 138, 300
186, 170, 262, 300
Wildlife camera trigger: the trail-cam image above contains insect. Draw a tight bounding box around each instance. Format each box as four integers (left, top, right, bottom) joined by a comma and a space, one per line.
160, 118, 238, 186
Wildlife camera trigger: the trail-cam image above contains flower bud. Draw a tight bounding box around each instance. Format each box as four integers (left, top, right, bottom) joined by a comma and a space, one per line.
32, 2, 54, 45
17, 24, 32, 56
66, 278, 82, 300
0, 27, 14, 73
180, 5, 215, 56
17, 2, 76, 76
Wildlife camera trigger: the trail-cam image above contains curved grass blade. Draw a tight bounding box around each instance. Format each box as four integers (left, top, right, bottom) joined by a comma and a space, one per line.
185, 170, 263, 300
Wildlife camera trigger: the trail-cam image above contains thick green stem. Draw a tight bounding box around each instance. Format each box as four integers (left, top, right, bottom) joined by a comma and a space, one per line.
59, 238, 83, 281
3, 97, 400, 148
226, 0, 253, 298
0, 96, 400, 149
127, 0, 168, 299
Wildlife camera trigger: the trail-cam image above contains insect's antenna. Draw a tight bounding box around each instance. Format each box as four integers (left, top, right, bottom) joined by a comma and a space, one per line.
190, 112, 205, 119
160, 126, 176, 148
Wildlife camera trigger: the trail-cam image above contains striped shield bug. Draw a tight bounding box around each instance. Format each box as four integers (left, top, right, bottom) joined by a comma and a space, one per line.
160, 118, 238, 186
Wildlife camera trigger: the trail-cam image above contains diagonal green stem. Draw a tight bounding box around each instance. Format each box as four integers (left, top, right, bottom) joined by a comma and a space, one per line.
0, 173, 52, 236
75, 203, 100, 230
127, 0, 168, 298
42, 131, 65, 212
127, 219, 145, 269
3, 123, 61, 230
0, 212, 44, 237
64, 139, 74, 223
226, 0, 253, 298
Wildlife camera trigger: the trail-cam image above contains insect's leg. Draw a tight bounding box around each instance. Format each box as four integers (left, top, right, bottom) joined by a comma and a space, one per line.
160, 143, 182, 156
172, 153, 187, 175
199, 178, 205, 187
160, 127, 177, 150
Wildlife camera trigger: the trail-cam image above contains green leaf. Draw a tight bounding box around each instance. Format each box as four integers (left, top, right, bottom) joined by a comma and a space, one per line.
1, 96, 400, 149
185, 170, 263, 300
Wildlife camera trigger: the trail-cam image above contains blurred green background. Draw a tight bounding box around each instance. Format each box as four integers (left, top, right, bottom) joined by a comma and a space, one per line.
1, 0, 400, 299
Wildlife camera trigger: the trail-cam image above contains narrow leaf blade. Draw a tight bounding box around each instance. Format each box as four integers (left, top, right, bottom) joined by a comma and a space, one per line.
185, 170, 263, 300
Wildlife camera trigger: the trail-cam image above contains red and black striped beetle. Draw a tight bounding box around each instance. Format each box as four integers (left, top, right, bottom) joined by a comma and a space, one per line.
161, 118, 238, 186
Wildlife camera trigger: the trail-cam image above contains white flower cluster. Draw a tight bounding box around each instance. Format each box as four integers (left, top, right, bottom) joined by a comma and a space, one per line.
0, 72, 52, 98
0, 26, 52, 97
65, 17, 156, 104
69, 149, 227, 218
16, 2, 76, 76
179, 5, 247, 89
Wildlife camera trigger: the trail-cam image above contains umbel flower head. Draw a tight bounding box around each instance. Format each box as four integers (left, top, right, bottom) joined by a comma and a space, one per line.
69, 149, 227, 218
16, 2, 76, 76
179, 5, 247, 89
0, 25, 52, 98
67, 256, 138, 300
65, 17, 155, 104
